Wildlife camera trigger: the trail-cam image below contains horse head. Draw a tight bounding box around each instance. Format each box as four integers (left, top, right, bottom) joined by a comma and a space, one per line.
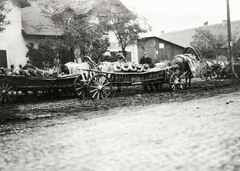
60, 65, 70, 74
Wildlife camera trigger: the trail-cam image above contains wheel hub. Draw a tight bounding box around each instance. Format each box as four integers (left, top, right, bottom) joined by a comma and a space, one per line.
2, 90, 6, 94
97, 85, 103, 90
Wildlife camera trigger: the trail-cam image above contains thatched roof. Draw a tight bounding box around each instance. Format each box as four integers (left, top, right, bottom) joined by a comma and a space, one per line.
3, 0, 31, 8
15, 0, 31, 8
159, 20, 240, 47
21, 0, 130, 36
21, 2, 63, 36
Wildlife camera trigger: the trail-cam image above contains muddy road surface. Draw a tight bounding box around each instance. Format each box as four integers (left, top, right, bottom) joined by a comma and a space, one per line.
0, 78, 240, 171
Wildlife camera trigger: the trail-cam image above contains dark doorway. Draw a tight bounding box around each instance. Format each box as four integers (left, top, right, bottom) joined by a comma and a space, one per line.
0, 50, 7, 68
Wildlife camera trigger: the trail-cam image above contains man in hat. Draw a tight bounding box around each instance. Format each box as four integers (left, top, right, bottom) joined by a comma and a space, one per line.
102, 51, 111, 62
139, 52, 154, 68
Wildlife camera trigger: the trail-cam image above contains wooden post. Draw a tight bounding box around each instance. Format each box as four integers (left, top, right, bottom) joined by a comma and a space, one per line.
226, 0, 236, 76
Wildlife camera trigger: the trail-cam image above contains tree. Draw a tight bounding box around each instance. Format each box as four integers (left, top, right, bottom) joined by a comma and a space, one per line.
101, 6, 151, 57
0, 0, 13, 31
190, 29, 228, 59
0, 0, 30, 31
35, 1, 111, 63
190, 29, 227, 58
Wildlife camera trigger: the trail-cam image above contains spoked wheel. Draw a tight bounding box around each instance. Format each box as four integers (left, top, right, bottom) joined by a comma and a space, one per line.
169, 73, 183, 91
87, 74, 112, 100
221, 70, 228, 79
73, 76, 87, 99
200, 68, 210, 80
210, 68, 218, 79
0, 79, 18, 104
217, 69, 228, 79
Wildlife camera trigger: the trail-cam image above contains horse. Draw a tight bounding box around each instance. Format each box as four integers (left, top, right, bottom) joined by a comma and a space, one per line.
171, 47, 201, 89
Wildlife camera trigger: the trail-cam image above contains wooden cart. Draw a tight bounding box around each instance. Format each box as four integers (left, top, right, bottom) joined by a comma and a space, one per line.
0, 74, 86, 104
0, 65, 182, 104
73, 66, 179, 100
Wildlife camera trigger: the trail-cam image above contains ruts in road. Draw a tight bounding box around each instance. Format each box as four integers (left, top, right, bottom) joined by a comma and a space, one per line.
1, 91, 240, 171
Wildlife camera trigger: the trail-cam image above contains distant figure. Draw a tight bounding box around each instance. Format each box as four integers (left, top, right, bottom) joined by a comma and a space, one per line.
102, 51, 111, 62
139, 52, 154, 68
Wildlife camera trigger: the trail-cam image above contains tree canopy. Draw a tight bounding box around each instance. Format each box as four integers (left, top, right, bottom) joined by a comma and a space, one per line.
37, 0, 151, 59
100, 5, 152, 57
190, 29, 228, 59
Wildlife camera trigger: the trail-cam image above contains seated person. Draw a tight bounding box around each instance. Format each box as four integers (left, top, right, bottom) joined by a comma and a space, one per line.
139, 52, 154, 68
23, 60, 37, 70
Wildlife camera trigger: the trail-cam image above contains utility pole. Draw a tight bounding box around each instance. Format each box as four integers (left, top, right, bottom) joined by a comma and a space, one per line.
226, 0, 235, 75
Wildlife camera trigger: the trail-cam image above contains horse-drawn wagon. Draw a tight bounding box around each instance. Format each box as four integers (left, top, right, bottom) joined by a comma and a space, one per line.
0, 65, 180, 104
72, 66, 178, 100
0, 47, 200, 104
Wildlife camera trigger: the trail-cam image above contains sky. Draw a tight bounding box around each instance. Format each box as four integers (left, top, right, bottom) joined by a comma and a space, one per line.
119, 0, 240, 36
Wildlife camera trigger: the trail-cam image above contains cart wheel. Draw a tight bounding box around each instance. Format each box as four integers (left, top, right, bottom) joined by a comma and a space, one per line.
0, 79, 18, 104
169, 73, 182, 91
88, 74, 112, 100
73, 76, 87, 99
210, 68, 218, 79
200, 68, 209, 80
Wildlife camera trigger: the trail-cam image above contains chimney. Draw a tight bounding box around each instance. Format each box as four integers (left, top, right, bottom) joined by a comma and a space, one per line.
222, 20, 227, 26
204, 21, 208, 26
161, 31, 164, 34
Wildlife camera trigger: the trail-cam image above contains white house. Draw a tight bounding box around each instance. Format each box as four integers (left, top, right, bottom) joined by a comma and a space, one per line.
0, 0, 138, 68
0, 1, 30, 68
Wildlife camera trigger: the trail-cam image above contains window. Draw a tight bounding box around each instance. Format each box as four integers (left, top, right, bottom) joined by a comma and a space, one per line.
159, 43, 164, 49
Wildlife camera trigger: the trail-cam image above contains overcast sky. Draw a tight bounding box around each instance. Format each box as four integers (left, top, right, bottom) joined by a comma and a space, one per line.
119, 0, 240, 36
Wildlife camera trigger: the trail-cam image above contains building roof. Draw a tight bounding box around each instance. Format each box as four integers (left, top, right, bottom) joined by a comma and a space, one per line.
159, 20, 240, 47
21, 2, 63, 36
138, 36, 185, 48
21, 0, 130, 36
7, 0, 31, 8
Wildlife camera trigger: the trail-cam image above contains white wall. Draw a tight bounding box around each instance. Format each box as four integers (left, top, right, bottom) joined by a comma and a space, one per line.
0, 4, 28, 68
106, 31, 138, 63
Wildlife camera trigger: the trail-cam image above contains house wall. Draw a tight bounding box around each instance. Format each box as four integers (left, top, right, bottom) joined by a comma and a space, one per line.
138, 39, 156, 62
0, 4, 28, 68
137, 38, 184, 63
104, 31, 138, 63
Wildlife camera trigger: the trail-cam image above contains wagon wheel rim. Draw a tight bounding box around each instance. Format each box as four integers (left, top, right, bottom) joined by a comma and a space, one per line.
200, 68, 209, 80
0, 79, 18, 104
210, 68, 218, 79
222, 70, 228, 79
74, 76, 87, 99
169, 73, 182, 91
88, 74, 112, 100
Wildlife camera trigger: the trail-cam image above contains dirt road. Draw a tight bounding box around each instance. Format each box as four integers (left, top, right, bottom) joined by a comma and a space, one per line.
1, 90, 240, 171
